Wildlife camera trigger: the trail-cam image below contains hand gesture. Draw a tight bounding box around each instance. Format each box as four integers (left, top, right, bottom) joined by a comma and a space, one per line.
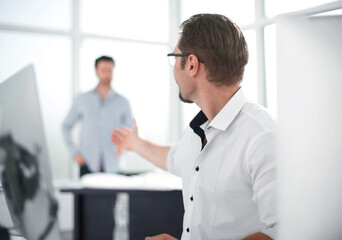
74, 154, 85, 166
111, 119, 139, 156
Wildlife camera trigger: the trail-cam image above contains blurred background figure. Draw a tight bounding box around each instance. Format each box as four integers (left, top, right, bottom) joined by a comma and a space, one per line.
62, 56, 133, 177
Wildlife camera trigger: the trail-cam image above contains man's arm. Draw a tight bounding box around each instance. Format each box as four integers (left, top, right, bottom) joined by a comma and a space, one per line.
111, 120, 170, 170
247, 131, 277, 240
61, 98, 82, 162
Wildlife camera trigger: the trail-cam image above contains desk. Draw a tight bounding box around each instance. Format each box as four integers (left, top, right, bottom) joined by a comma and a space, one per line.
61, 188, 184, 240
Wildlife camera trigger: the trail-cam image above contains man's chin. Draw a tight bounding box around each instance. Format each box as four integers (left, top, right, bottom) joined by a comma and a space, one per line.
179, 92, 193, 104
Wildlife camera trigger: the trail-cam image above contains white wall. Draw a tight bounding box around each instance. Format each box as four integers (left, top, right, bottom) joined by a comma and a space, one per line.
277, 15, 342, 239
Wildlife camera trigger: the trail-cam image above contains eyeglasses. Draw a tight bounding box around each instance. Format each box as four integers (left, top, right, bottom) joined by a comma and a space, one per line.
167, 53, 204, 66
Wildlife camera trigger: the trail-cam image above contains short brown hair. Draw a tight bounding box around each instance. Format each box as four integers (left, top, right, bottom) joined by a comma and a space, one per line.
95, 55, 115, 68
178, 14, 249, 86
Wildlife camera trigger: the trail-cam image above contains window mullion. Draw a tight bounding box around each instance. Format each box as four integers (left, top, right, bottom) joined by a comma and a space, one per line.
255, 0, 267, 107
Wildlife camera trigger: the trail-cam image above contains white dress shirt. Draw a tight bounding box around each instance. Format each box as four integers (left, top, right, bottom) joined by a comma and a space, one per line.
167, 88, 277, 240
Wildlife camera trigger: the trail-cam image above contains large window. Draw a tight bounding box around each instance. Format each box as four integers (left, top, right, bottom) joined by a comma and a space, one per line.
79, 39, 170, 143
0, 0, 340, 179
0, 32, 72, 180
181, 0, 255, 25
80, 0, 169, 42
265, 0, 335, 17
0, 0, 72, 30
0, 0, 171, 178
77, 0, 170, 173
264, 25, 277, 117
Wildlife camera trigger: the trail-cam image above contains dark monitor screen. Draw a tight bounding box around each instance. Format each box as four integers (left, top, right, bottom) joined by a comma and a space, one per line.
0, 65, 62, 240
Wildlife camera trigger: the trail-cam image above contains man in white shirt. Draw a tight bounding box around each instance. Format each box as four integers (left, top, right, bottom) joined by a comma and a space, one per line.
111, 14, 277, 240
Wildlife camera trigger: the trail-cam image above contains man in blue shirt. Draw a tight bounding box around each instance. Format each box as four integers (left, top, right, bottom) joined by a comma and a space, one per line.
62, 56, 133, 176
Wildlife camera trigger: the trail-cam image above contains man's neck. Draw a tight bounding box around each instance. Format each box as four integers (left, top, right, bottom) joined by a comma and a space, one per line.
196, 83, 240, 122
96, 83, 111, 100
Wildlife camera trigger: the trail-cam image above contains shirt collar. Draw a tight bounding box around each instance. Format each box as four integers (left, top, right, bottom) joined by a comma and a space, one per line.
93, 87, 115, 99
209, 87, 247, 131
189, 87, 247, 136
106, 88, 115, 98
189, 110, 208, 143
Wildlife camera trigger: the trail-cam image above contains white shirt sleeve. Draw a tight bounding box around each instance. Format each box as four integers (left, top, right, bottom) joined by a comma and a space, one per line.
166, 143, 182, 177
246, 130, 278, 239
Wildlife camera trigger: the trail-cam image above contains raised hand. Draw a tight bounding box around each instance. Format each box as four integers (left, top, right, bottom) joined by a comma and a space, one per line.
74, 154, 86, 166
111, 119, 170, 170
111, 119, 139, 156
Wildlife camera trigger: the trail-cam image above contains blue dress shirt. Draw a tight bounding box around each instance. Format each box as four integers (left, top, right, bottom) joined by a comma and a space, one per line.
62, 88, 133, 173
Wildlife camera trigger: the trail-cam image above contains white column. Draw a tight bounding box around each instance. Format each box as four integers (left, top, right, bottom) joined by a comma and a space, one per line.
277, 15, 342, 240
168, 0, 182, 143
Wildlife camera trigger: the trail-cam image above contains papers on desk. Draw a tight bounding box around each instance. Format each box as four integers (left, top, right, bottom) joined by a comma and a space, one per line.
54, 179, 84, 190
80, 170, 182, 191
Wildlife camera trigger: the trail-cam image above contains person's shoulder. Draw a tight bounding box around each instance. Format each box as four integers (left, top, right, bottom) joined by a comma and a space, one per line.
72, 90, 96, 106
113, 92, 130, 103
77, 89, 95, 99
239, 101, 276, 132
81, 89, 96, 96
113, 91, 126, 98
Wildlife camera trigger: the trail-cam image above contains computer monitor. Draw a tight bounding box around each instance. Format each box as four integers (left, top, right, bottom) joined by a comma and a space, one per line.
0, 65, 62, 240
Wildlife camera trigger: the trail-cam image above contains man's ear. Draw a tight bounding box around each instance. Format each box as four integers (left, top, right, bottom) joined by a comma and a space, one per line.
188, 54, 200, 76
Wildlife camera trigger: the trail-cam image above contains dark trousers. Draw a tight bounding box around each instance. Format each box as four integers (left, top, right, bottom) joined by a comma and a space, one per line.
80, 164, 92, 177
0, 224, 9, 240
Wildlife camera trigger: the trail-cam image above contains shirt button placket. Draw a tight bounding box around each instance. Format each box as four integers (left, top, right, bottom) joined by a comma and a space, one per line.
191, 166, 199, 202
186, 166, 198, 236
